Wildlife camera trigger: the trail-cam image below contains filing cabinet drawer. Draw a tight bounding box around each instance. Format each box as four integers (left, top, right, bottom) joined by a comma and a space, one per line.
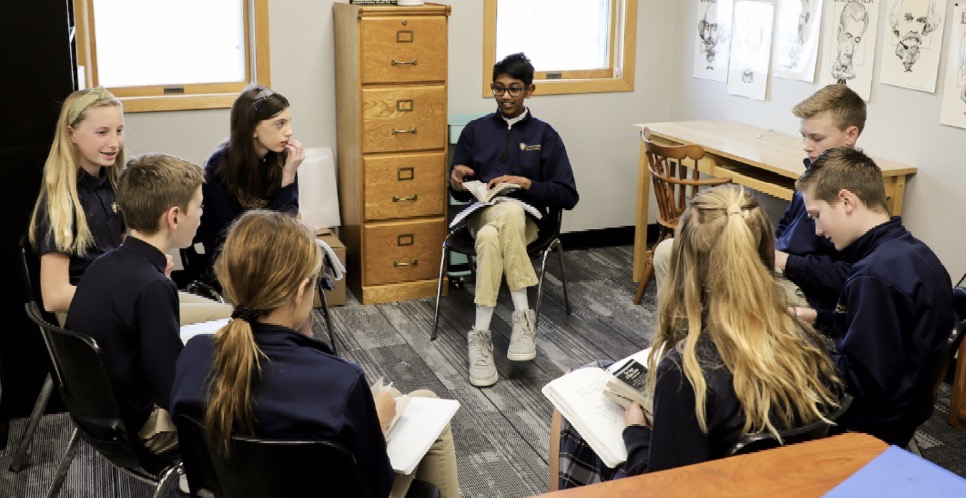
360, 16, 447, 83
364, 219, 444, 285
362, 85, 446, 153
364, 152, 446, 221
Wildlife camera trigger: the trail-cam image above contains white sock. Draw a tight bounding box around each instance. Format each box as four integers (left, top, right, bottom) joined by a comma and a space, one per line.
511, 288, 530, 311
475, 305, 495, 331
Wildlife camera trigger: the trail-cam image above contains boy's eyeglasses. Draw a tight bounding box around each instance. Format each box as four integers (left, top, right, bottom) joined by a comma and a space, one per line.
490, 84, 526, 97
252, 88, 276, 114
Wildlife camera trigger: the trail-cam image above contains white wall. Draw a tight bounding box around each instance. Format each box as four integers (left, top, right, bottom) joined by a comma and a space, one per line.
670, 1, 966, 280
121, 0, 677, 235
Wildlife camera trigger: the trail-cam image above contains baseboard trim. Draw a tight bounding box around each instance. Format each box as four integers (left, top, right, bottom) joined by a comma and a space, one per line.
560, 224, 659, 251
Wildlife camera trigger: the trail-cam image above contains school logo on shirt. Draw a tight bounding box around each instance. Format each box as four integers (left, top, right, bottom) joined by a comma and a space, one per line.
835, 303, 847, 315
112, 202, 118, 213
519, 143, 541, 151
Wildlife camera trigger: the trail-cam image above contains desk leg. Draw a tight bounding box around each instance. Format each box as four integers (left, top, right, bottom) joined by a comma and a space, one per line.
633, 140, 651, 282
949, 339, 966, 430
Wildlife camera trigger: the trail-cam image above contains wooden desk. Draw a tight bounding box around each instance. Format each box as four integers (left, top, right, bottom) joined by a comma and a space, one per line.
632, 120, 918, 281
534, 433, 888, 498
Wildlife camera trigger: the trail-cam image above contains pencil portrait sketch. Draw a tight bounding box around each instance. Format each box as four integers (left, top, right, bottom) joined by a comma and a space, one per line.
939, 4, 966, 128
693, 0, 734, 83
818, 0, 880, 101
881, 0, 948, 93
727, 0, 774, 100
774, 0, 824, 81
831, 1, 869, 84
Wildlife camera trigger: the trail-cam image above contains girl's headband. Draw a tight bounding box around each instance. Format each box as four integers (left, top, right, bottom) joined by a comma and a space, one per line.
66, 87, 116, 125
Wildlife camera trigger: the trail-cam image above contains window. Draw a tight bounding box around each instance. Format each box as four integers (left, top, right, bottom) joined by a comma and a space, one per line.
73, 0, 270, 112
483, 0, 637, 96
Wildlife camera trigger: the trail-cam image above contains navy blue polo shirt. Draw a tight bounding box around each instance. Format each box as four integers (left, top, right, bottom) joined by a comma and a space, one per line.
35, 168, 125, 284
66, 236, 183, 432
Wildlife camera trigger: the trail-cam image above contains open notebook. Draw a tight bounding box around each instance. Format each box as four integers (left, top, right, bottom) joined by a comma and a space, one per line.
386, 397, 460, 475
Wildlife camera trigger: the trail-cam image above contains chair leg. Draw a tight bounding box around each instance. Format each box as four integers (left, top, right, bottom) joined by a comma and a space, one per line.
152, 462, 184, 498
319, 282, 338, 356
633, 254, 656, 306
9, 374, 54, 472
554, 240, 571, 315
534, 244, 554, 331
47, 427, 80, 498
431, 245, 450, 341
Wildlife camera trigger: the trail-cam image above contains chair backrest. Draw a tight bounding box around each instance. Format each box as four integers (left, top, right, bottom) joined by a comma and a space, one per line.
19, 234, 58, 326
727, 394, 854, 456
175, 414, 372, 498
23, 301, 178, 476
924, 319, 966, 405
641, 128, 731, 230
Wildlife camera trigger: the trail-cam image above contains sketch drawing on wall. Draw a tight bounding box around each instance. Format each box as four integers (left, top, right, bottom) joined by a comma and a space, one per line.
693, 0, 735, 83
880, 0, 948, 93
774, 0, 825, 81
818, 0, 879, 101
727, 0, 774, 100
939, 4, 966, 129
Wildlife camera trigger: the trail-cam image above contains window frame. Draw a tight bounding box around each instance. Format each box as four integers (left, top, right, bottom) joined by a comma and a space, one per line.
72, 0, 271, 112
482, 0, 637, 97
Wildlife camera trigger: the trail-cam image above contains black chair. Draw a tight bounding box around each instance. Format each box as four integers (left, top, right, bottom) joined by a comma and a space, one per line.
908, 318, 966, 455
431, 208, 572, 341
727, 394, 854, 456
175, 414, 440, 498
24, 301, 183, 497
9, 235, 60, 472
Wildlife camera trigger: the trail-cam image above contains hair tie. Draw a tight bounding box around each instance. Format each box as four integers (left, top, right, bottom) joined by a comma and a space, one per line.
231, 306, 259, 323
66, 87, 115, 125
727, 206, 743, 216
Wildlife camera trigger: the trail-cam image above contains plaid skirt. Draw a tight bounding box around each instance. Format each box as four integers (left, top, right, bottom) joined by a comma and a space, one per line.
557, 359, 630, 490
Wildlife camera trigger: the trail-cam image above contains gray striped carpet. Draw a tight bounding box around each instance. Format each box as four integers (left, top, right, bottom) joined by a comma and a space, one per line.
1, 244, 963, 497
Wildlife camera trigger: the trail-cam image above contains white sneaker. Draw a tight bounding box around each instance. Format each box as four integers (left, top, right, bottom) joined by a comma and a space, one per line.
467, 329, 499, 387
507, 309, 537, 361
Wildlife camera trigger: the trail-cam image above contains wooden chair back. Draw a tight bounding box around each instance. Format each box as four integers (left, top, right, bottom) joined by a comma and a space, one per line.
641, 128, 731, 231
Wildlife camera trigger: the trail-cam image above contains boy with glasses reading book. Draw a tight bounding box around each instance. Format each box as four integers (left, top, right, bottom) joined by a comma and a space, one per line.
449, 52, 579, 387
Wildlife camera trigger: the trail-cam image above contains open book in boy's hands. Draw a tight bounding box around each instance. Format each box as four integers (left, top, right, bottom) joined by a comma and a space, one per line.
450, 180, 542, 228
462, 180, 520, 203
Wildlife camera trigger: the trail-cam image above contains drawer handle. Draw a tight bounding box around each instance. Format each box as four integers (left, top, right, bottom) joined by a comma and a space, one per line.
392, 127, 418, 135
393, 259, 419, 267
391, 59, 418, 66
392, 195, 419, 202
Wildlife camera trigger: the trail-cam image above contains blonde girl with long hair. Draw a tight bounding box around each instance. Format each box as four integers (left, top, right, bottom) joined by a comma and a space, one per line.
170, 210, 460, 498
28, 87, 125, 319
556, 184, 842, 488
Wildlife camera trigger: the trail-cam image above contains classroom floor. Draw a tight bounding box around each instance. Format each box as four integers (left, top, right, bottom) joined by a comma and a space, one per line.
1, 244, 963, 497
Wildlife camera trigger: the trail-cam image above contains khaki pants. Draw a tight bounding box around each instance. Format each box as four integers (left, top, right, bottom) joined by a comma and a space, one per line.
388, 390, 460, 498
468, 202, 539, 307
653, 237, 810, 308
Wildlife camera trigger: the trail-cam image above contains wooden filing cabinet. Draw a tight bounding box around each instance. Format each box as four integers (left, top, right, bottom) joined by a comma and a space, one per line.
333, 3, 451, 304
